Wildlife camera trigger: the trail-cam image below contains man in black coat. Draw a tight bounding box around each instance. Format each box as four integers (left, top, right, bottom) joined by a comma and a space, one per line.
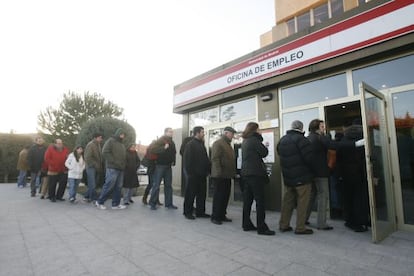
27, 137, 46, 197
183, 126, 211, 219
277, 120, 314, 234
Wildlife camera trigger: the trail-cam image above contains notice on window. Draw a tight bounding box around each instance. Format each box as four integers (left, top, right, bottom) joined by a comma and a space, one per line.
261, 130, 275, 163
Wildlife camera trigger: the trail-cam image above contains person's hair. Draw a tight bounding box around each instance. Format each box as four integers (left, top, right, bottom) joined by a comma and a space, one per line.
241, 122, 259, 138
192, 126, 204, 136
93, 133, 102, 139
73, 146, 83, 162
164, 127, 172, 134
308, 119, 323, 132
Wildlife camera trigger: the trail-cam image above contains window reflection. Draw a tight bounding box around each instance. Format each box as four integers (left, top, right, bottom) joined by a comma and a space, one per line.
281, 74, 347, 109
314, 3, 329, 25
352, 55, 414, 94
220, 98, 255, 122
392, 90, 414, 225
189, 108, 219, 129
297, 11, 310, 33
282, 108, 319, 136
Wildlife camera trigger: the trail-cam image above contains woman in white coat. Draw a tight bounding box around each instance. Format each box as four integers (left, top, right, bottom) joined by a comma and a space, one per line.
65, 146, 85, 203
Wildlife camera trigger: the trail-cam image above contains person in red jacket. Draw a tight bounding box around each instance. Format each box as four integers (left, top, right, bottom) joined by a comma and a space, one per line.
44, 138, 70, 202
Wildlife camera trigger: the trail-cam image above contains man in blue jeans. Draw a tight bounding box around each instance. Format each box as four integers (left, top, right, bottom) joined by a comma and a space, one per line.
96, 128, 127, 210
148, 127, 177, 210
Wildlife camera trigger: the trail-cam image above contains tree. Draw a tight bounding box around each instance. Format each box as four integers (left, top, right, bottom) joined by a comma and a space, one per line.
38, 91, 124, 149
76, 117, 136, 148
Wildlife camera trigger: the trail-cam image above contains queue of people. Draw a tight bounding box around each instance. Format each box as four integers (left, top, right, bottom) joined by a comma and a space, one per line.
16, 120, 368, 236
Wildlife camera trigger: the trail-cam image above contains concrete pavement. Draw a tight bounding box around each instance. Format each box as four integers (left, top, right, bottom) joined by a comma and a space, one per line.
1, 183, 414, 276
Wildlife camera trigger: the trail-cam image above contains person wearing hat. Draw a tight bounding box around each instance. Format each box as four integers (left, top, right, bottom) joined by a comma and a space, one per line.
96, 128, 127, 210
210, 126, 237, 225
277, 120, 314, 234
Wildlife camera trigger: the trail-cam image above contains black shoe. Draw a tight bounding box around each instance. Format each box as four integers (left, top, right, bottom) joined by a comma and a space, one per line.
40, 195, 45, 199
221, 217, 232, 222
211, 219, 222, 225
354, 225, 368, 232
57, 198, 65, 201
185, 214, 195, 220
50, 198, 56, 202
129, 199, 134, 204
317, 226, 334, 230
258, 229, 275, 236
196, 213, 211, 218
243, 225, 257, 231
124, 202, 130, 206
305, 221, 310, 225
294, 229, 314, 235
279, 226, 293, 232
166, 205, 178, 210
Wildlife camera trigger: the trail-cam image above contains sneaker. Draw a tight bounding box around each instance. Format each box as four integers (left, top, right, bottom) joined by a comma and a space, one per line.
111, 204, 127, 210
95, 202, 107, 210
69, 198, 75, 203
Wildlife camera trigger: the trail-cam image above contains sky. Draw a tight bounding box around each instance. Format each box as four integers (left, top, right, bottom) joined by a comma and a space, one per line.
0, 0, 274, 144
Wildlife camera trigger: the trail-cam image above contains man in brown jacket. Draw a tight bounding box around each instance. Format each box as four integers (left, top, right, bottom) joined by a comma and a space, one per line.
210, 126, 237, 225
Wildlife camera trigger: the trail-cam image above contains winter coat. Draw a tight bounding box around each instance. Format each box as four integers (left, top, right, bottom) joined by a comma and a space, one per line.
102, 136, 126, 170
241, 132, 268, 177
336, 125, 366, 181
277, 129, 314, 186
211, 136, 236, 179
17, 148, 29, 171
44, 145, 70, 174
84, 139, 103, 171
151, 135, 176, 166
184, 138, 211, 177
123, 149, 140, 188
307, 132, 330, 177
27, 144, 47, 173
65, 153, 85, 179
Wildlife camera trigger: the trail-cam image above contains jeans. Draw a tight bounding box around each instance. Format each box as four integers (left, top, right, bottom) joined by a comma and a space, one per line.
30, 172, 40, 195
68, 178, 81, 199
97, 168, 124, 206
17, 170, 27, 187
123, 188, 133, 204
306, 177, 330, 228
85, 166, 99, 201
149, 165, 173, 207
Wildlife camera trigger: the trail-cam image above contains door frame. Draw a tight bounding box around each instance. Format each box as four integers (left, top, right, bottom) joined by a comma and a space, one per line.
360, 81, 397, 242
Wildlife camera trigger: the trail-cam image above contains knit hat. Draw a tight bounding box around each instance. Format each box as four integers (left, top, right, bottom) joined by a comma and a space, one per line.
223, 126, 236, 133
291, 120, 304, 131
114, 128, 125, 137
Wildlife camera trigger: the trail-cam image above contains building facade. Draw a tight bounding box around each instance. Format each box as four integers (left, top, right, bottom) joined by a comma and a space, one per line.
173, 0, 414, 242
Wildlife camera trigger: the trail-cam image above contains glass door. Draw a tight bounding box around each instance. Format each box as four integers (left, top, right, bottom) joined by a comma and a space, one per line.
360, 82, 396, 242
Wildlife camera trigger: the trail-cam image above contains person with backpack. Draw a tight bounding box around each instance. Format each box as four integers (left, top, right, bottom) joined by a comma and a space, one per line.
148, 127, 177, 210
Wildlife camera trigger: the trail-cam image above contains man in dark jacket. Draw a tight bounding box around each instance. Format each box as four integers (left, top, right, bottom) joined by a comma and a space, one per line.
210, 126, 236, 225
277, 120, 314, 234
27, 137, 46, 197
96, 128, 127, 210
83, 133, 103, 202
148, 127, 177, 210
305, 119, 333, 230
183, 126, 211, 219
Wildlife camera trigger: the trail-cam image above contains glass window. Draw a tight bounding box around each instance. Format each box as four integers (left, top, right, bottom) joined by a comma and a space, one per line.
358, 0, 366, 6
392, 90, 414, 225
281, 73, 347, 109
314, 3, 329, 25
220, 98, 256, 122
352, 55, 414, 94
297, 11, 311, 33
189, 107, 219, 129
282, 108, 319, 136
330, 0, 344, 18
287, 18, 296, 35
